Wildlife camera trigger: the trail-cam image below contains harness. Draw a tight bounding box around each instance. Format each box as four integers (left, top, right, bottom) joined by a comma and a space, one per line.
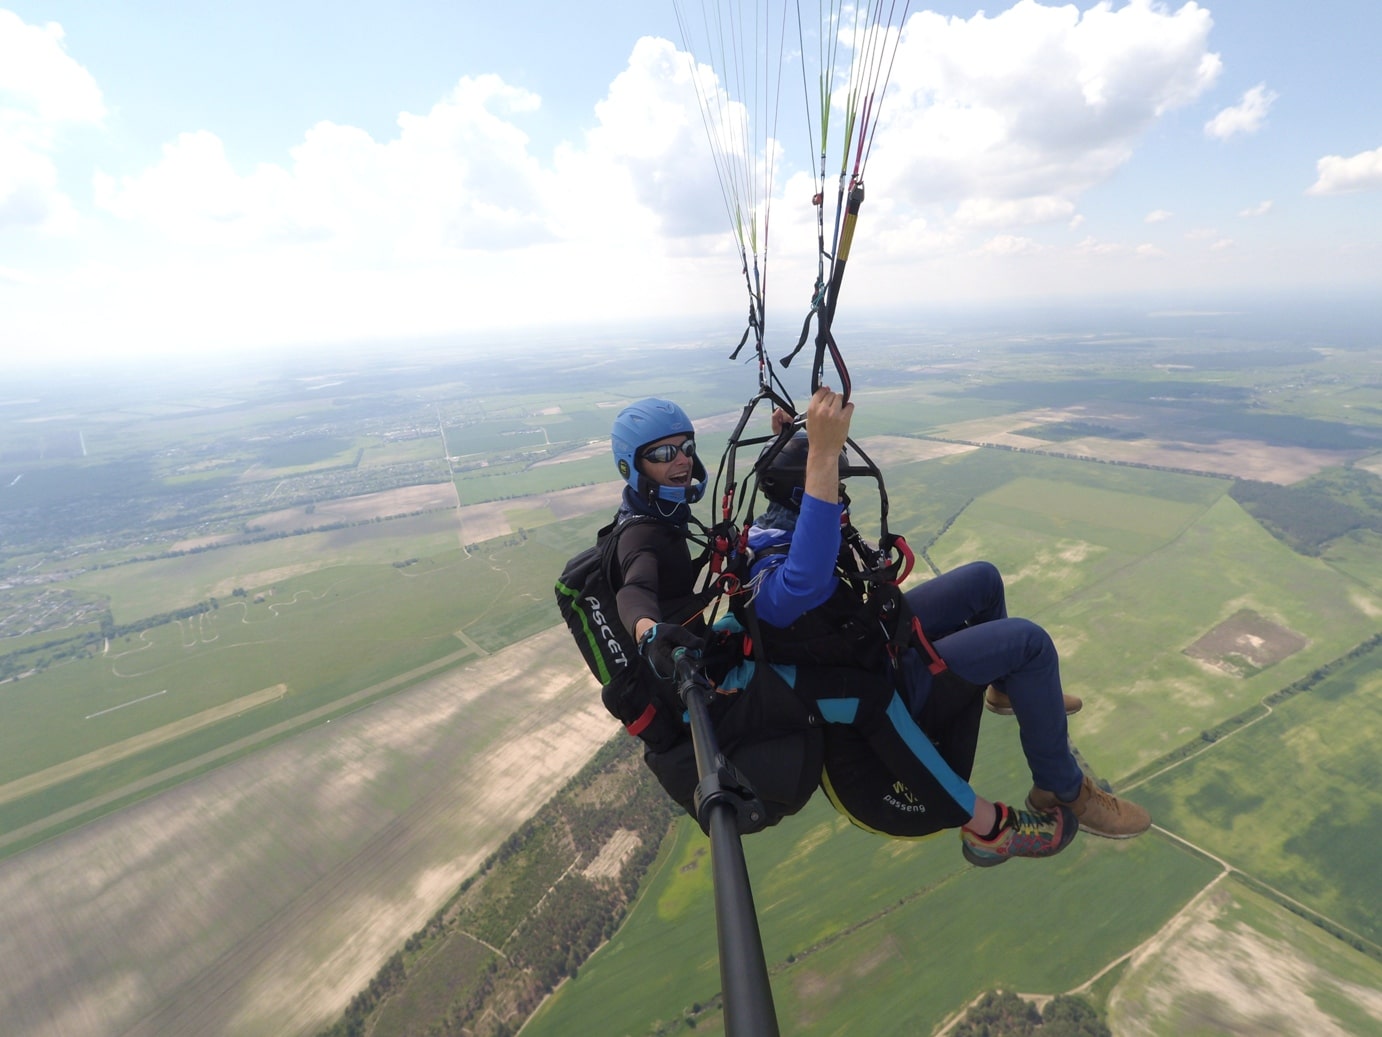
731, 515, 952, 681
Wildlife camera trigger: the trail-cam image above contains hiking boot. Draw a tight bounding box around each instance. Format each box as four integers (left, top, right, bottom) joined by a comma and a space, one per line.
960, 803, 1078, 868
1026, 774, 1150, 839
985, 687, 1083, 716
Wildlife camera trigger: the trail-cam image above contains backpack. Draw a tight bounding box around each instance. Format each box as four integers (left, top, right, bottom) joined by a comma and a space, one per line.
554, 516, 687, 753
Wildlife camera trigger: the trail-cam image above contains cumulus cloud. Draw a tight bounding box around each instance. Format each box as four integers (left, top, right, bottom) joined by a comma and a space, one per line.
1239, 200, 1272, 217
1308, 145, 1382, 195
1145, 209, 1173, 223
870, 0, 1220, 226
0, 10, 104, 233
1204, 83, 1277, 139
94, 75, 558, 255
573, 36, 732, 240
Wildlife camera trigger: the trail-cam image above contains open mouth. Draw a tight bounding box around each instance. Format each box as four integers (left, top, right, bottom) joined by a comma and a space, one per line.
666, 469, 692, 486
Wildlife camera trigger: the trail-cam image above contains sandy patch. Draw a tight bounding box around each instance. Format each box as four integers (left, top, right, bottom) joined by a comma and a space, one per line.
584, 829, 641, 881
1183, 609, 1308, 676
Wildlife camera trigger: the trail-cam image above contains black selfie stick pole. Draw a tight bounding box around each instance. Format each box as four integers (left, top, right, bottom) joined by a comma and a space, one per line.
673, 650, 780, 1037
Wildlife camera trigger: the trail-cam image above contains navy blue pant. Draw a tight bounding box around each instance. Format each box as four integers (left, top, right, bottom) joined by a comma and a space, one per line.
899, 561, 1084, 801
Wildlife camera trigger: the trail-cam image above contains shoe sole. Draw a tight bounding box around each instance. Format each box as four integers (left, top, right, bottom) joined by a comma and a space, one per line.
961, 845, 1010, 868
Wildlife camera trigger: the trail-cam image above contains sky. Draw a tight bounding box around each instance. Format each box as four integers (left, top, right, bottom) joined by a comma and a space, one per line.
2, 0, 1380, 369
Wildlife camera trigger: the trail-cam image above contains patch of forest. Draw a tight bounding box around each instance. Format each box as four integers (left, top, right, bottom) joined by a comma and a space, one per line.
953, 990, 1110, 1036
314, 734, 680, 1037
1230, 465, 1382, 555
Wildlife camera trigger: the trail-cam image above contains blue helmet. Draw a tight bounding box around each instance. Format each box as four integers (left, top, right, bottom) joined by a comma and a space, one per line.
611, 398, 707, 505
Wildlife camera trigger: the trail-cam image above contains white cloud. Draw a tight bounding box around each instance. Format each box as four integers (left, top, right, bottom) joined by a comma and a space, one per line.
93, 75, 563, 257
975, 234, 1042, 256
0, 10, 105, 233
871, 0, 1220, 225
1308, 145, 1382, 195
1145, 209, 1173, 223
1239, 200, 1272, 217
954, 196, 1076, 229
0, 11, 105, 122
1204, 83, 1277, 139
1135, 243, 1167, 258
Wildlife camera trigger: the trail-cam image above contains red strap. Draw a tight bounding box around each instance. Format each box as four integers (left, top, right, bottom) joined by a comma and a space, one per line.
626, 703, 657, 737
911, 616, 949, 675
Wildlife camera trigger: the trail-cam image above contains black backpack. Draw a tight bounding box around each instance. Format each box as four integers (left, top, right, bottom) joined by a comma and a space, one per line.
555, 516, 688, 752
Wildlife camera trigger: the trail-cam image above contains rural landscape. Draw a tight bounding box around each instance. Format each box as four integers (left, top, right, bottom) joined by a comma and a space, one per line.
2, 300, 1381, 1036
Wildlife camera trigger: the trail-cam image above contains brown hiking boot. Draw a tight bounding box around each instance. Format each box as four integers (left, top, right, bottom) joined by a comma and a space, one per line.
1026, 774, 1150, 839
985, 687, 1083, 716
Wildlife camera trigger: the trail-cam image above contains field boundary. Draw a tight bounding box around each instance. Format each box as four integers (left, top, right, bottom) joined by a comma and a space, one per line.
0, 683, 287, 807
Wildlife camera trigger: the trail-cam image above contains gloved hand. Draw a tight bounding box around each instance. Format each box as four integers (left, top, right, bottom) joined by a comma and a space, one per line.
638, 622, 703, 679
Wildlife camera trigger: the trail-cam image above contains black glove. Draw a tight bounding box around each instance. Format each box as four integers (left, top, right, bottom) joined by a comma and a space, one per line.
639, 622, 703, 679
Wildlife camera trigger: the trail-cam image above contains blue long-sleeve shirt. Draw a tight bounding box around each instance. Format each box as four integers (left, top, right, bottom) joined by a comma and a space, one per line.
746, 493, 843, 627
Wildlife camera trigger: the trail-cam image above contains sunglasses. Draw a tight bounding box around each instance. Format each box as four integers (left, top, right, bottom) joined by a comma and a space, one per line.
641, 438, 696, 464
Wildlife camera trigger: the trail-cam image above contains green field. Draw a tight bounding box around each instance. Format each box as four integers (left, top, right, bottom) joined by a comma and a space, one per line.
6, 335, 1382, 1035
524, 795, 1216, 1037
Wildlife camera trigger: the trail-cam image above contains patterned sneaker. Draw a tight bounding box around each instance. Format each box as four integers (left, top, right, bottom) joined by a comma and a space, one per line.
1027, 774, 1151, 839
960, 803, 1078, 868
984, 687, 1083, 716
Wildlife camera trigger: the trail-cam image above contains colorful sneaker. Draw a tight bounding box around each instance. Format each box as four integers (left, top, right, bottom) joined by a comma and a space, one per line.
1027, 774, 1151, 839
984, 687, 1083, 716
960, 803, 1078, 868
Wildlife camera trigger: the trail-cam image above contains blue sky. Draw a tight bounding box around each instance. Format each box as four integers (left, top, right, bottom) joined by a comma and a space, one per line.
2, 1, 1379, 367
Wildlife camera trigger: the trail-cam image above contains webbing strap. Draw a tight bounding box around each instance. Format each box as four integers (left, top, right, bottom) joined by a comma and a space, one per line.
626, 703, 657, 737
908, 615, 949, 676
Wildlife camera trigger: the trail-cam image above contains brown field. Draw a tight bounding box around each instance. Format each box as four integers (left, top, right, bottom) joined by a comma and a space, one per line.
251, 483, 461, 534
1183, 608, 1308, 676
0, 626, 617, 1037
853, 435, 979, 467
937, 405, 1365, 485
456, 481, 621, 543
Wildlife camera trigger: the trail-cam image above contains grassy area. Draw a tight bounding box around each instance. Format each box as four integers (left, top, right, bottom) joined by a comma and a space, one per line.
1135, 647, 1382, 950
523, 797, 1217, 1036
10, 343, 1382, 1035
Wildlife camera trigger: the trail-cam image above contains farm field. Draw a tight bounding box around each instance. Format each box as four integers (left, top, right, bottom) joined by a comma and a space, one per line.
525, 580, 1382, 1037
0, 625, 616, 1037
4, 325, 1382, 1035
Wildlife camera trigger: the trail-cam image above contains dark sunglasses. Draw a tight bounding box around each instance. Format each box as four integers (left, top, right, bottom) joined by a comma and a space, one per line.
641, 439, 696, 464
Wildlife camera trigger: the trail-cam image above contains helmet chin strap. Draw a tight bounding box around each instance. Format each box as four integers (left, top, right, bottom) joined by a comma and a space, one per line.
641, 476, 688, 518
